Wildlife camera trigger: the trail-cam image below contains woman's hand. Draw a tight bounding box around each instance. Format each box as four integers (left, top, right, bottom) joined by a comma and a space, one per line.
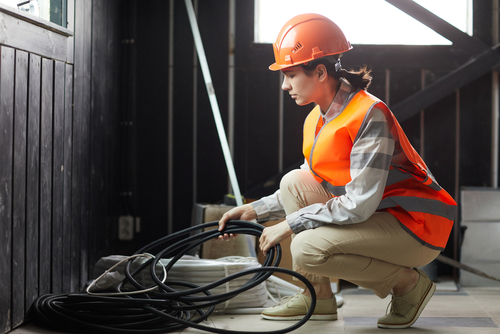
217, 204, 257, 241
259, 221, 293, 255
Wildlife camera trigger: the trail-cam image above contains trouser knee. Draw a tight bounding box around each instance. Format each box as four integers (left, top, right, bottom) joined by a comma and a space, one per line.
290, 232, 326, 271
279, 169, 304, 196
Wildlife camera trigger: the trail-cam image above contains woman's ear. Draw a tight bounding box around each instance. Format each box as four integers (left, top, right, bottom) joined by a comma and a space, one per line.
316, 64, 327, 82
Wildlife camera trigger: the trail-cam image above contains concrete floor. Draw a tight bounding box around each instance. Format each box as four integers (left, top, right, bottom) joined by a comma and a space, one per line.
9, 284, 500, 334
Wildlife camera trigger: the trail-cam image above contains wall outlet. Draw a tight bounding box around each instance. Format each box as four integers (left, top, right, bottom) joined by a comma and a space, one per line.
118, 215, 134, 240
135, 217, 141, 233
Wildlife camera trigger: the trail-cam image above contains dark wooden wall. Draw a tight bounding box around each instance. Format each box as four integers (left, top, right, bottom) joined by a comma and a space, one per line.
0, 1, 122, 332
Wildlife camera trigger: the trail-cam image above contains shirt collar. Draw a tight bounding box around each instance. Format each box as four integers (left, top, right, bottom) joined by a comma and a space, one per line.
321, 78, 357, 122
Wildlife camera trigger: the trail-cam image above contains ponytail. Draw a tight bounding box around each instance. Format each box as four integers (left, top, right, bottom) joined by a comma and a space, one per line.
337, 66, 372, 90
302, 55, 372, 90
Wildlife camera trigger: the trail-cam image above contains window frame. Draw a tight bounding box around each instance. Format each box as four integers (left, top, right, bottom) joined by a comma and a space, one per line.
0, 1, 73, 63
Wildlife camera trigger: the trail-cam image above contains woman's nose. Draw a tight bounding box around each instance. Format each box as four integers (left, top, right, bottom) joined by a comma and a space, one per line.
282, 77, 291, 91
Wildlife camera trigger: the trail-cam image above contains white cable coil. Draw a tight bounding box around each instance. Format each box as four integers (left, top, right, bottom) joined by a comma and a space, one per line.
93, 255, 269, 310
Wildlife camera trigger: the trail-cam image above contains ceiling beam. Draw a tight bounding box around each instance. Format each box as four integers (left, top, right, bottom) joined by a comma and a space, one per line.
392, 43, 500, 122
384, 0, 500, 122
385, 0, 489, 54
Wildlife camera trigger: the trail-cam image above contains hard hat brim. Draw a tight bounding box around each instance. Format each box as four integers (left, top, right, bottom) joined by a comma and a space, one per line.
269, 62, 283, 71
269, 62, 304, 71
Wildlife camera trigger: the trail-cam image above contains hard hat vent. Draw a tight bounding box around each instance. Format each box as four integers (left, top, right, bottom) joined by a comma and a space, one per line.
292, 42, 303, 54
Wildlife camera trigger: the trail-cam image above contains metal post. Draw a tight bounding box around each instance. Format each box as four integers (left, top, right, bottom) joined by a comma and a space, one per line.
184, 0, 243, 206
228, 0, 235, 194
492, 0, 499, 188
192, 0, 199, 208
420, 69, 425, 156
279, 71, 284, 173
167, 0, 174, 234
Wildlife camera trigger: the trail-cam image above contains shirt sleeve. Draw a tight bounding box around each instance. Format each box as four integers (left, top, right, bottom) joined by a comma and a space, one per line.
286, 106, 395, 234
250, 158, 310, 222
250, 189, 286, 222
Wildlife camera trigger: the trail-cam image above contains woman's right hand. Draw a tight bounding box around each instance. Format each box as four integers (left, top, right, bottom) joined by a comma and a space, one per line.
217, 204, 257, 241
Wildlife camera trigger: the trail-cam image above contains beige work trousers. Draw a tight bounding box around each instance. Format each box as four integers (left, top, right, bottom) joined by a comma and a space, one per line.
281, 169, 440, 298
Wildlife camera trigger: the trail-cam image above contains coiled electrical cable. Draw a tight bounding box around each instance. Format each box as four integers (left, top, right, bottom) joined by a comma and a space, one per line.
29, 220, 317, 334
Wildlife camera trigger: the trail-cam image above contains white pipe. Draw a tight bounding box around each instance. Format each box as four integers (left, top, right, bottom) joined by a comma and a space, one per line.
185, 0, 243, 206
228, 0, 235, 194
279, 71, 284, 173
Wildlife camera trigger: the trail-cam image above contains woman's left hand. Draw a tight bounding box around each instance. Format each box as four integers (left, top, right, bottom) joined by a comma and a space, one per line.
259, 221, 293, 256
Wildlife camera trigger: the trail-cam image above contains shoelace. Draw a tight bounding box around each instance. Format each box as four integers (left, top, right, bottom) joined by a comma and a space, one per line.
273, 293, 301, 308
384, 294, 416, 316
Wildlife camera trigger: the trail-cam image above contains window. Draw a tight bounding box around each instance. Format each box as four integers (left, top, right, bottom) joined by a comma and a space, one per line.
0, 0, 67, 27
255, 0, 472, 45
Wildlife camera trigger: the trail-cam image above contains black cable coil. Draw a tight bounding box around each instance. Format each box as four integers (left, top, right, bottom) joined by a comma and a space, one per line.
29, 220, 317, 334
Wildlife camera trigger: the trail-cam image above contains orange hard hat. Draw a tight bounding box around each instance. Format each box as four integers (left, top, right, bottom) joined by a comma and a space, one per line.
269, 13, 352, 71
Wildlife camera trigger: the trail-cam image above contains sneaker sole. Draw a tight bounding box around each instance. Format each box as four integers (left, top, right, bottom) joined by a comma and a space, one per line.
377, 281, 436, 329
261, 313, 338, 321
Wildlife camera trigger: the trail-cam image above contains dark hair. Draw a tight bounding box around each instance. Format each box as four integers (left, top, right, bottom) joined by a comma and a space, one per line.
301, 55, 372, 90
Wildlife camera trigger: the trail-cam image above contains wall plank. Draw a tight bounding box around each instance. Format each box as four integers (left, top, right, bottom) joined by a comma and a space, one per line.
39, 58, 54, 296
89, 0, 105, 277
62, 63, 73, 293
0, 45, 15, 334
52, 60, 65, 294
79, 0, 92, 289
25, 53, 41, 318
71, 0, 84, 292
12, 49, 28, 328
72, 0, 93, 291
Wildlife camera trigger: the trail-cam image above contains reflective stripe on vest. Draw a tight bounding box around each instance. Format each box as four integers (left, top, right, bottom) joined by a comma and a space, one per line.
302, 90, 456, 250
386, 167, 442, 192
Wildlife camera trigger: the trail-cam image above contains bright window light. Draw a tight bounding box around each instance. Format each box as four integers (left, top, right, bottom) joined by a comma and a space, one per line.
255, 0, 472, 45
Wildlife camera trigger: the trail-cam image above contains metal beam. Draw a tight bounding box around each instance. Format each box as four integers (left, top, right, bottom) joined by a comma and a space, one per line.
392, 44, 500, 122
384, 0, 500, 122
385, 0, 489, 54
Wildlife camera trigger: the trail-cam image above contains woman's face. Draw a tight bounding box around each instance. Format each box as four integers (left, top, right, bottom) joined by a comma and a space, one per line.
281, 66, 320, 106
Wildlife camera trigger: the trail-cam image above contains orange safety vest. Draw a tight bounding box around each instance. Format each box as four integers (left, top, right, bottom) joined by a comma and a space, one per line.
303, 90, 456, 250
